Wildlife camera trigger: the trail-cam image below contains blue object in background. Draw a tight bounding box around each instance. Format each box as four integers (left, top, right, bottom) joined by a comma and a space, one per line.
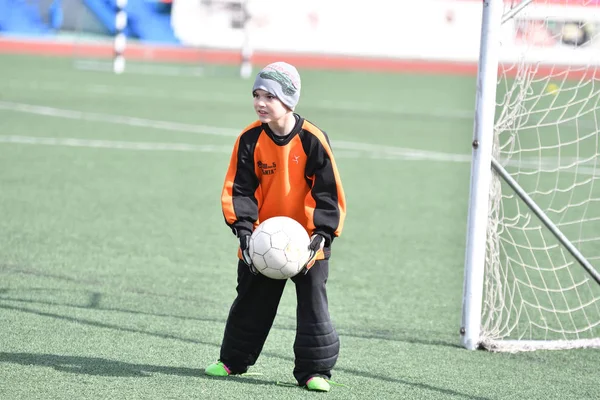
81, 0, 122, 34
0, 0, 51, 35
82, 0, 179, 44
0, 0, 179, 44
48, 0, 64, 30
126, 0, 178, 44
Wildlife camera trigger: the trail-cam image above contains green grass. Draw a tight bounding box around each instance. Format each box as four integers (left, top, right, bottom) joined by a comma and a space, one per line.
0, 54, 598, 400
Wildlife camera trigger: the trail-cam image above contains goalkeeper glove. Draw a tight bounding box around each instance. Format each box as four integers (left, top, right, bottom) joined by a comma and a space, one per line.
302, 234, 325, 274
237, 231, 257, 275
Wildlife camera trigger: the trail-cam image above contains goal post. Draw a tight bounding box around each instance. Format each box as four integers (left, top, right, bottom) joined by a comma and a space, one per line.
461, 0, 504, 351
461, 0, 600, 352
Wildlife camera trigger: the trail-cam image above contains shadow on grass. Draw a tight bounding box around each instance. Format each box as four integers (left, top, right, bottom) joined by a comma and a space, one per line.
0, 289, 456, 349
0, 352, 201, 377
0, 263, 221, 306
0, 352, 279, 388
1, 264, 457, 348
0, 302, 488, 399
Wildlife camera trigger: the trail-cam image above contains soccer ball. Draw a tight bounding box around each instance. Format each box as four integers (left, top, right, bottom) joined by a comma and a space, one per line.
249, 216, 311, 279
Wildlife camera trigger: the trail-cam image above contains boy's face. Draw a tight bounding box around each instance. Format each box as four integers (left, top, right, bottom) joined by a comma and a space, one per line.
253, 89, 289, 123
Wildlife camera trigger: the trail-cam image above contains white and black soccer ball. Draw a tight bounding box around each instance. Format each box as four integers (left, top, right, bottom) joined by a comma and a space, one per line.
249, 216, 311, 279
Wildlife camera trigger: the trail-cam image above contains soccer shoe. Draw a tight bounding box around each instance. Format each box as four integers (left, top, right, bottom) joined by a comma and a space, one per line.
204, 361, 231, 377
305, 377, 331, 392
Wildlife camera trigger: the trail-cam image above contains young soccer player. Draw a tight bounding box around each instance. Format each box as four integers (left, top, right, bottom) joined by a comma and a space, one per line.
205, 62, 346, 392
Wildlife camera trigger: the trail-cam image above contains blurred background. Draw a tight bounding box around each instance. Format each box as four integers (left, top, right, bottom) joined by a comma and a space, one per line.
0, 0, 597, 75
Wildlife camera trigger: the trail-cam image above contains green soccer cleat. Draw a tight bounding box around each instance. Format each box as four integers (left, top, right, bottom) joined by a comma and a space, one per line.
306, 377, 331, 392
204, 361, 231, 377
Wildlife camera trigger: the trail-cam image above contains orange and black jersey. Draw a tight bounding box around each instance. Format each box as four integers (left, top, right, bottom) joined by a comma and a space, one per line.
222, 114, 346, 248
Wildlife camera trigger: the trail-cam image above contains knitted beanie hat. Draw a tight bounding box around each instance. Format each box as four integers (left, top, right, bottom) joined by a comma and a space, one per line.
252, 62, 301, 110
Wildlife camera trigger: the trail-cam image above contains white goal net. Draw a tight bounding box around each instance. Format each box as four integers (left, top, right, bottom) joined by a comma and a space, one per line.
479, 0, 600, 352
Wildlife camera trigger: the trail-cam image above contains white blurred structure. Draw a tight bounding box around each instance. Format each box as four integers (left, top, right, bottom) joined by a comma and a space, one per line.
171, 0, 600, 66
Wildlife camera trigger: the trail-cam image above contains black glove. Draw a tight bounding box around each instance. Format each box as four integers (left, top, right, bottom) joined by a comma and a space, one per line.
238, 231, 258, 275
301, 234, 325, 274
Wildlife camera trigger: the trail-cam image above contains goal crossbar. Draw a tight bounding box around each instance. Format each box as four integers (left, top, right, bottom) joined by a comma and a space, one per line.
502, 0, 534, 24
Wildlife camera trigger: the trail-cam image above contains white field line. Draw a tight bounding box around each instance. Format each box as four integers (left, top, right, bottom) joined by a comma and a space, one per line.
3, 134, 597, 176
0, 135, 234, 153
73, 59, 206, 77
10, 78, 600, 130
0, 101, 239, 137
0, 101, 471, 162
1, 101, 598, 175
0, 135, 468, 162
5, 79, 474, 120
7, 79, 599, 129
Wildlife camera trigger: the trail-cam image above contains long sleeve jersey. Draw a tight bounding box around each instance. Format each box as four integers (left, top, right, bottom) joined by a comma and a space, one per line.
221, 114, 346, 251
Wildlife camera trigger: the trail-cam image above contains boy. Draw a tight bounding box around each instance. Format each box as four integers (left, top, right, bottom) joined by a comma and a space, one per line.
205, 62, 346, 392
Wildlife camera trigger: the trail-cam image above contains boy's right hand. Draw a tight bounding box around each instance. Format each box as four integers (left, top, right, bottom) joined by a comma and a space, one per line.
238, 232, 258, 275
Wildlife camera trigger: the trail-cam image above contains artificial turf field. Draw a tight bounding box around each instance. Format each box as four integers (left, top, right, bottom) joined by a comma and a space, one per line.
0, 54, 597, 399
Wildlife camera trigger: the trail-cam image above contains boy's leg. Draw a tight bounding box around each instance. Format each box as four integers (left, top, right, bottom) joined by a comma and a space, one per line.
218, 260, 287, 373
291, 259, 340, 386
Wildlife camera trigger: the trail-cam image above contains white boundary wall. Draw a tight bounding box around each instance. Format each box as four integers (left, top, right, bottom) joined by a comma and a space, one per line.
171, 0, 600, 65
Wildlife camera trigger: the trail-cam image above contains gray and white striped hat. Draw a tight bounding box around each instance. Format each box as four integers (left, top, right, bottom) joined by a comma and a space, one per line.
252, 62, 301, 110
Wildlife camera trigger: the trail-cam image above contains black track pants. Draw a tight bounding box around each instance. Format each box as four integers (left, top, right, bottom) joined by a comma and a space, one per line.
219, 259, 339, 385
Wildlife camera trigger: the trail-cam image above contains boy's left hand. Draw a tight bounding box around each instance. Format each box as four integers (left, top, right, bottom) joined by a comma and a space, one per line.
302, 234, 325, 274
238, 232, 258, 275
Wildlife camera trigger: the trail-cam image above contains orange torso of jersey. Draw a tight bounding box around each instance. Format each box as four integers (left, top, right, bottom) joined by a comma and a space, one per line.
253, 133, 309, 228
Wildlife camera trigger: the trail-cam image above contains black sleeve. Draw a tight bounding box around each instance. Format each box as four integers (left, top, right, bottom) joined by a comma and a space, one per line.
302, 130, 343, 246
